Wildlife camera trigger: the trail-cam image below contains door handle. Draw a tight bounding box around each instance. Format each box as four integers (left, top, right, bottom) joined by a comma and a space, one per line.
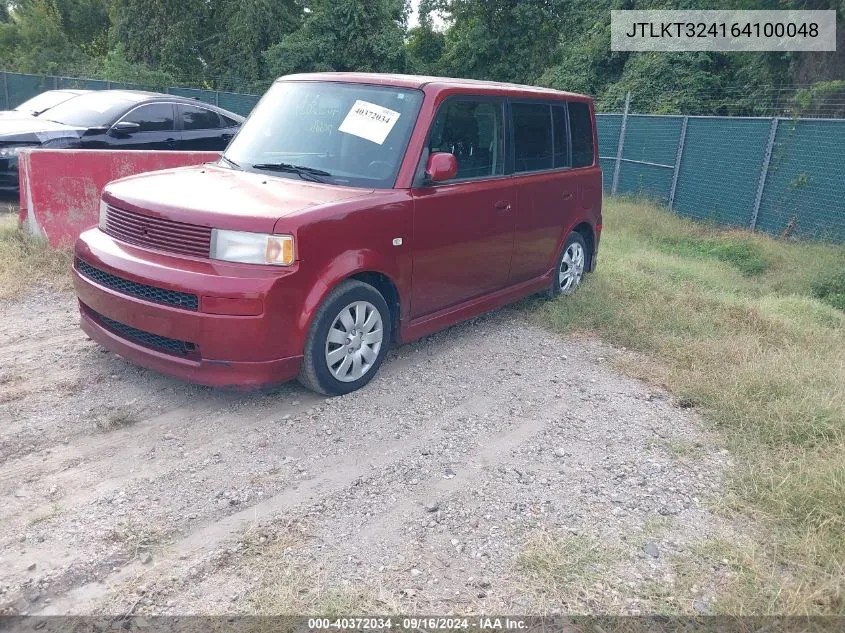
562, 191, 575, 201
165, 137, 177, 147
222, 133, 233, 141
494, 200, 512, 213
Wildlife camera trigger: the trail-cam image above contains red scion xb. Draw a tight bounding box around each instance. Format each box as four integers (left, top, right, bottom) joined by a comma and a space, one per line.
72, 73, 602, 395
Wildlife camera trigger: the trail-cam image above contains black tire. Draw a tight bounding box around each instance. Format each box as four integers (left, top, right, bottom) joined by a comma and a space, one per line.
548, 231, 588, 298
298, 279, 392, 396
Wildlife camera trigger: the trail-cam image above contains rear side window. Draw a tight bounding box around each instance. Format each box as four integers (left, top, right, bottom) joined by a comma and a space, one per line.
121, 103, 175, 132
220, 114, 240, 127
426, 98, 505, 180
181, 105, 222, 130
552, 105, 569, 168
568, 102, 594, 168
512, 103, 552, 172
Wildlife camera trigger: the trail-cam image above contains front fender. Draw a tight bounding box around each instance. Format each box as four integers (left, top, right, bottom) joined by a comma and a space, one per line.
295, 248, 406, 345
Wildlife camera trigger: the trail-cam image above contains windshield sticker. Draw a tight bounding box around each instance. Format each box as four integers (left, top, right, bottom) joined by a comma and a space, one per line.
338, 100, 400, 145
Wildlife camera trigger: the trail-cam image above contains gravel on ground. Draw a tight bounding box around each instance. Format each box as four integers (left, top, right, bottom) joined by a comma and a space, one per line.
0, 288, 744, 616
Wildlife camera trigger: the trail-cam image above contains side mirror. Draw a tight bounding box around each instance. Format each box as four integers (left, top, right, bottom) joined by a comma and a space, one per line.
110, 120, 140, 136
425, 152, 458, 183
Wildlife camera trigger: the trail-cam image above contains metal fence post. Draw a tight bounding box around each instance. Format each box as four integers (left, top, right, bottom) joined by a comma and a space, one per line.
611, 91, 630, 196
215, 91, 220, 106
2, 72, 8, 110
669, 116, 688, 211
750, 117, 779, 231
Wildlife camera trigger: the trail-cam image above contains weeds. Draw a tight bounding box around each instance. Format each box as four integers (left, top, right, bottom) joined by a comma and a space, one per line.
537, 198, 845, 613
0, 214, 72, 299
244, 520, 408, 615
91, 404, 140, 431
518, 532, 616, 611
811, 270, 845, 311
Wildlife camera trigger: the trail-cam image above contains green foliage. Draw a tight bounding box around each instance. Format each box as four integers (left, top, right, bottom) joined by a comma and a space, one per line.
0, 0, 841, 114
437, 0, 559, 84
205, 0, 300, 91
655, 234, 771, 276
794, 80, 845, 118
264, 0, 407, 77
110, 0, 209, 80
812, 271, 845, 311
406, 25, 445, 75
0, 0, 93, 74
96, 44, 174, 90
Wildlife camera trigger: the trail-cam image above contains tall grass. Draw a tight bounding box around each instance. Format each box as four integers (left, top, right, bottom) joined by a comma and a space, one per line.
0, 215, 72, 299
539, 198, 845, 614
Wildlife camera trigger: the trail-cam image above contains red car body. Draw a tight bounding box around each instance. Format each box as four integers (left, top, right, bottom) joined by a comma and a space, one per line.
73, 73, 602, 390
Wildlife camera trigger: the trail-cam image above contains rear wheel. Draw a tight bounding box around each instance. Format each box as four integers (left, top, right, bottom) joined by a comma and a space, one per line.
299, 280, 391, 396
549, 231, 587, 297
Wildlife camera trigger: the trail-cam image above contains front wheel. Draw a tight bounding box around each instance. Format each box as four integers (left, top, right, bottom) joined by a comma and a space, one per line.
299, 280, 391, 396
549, 232, 587, 297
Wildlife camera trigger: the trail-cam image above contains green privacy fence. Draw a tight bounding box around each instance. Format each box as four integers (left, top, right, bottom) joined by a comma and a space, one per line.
597, 111, 845, 242
0, 71, 262, 116
4, 70, 843, 241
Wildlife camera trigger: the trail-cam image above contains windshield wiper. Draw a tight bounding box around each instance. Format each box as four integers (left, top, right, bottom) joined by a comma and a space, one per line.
250, 162, 333, 183
220, 155, 241, 170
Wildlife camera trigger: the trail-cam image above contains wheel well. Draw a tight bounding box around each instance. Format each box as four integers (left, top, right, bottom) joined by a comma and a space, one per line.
573, 222, 595, 270
350, 271, 400, 342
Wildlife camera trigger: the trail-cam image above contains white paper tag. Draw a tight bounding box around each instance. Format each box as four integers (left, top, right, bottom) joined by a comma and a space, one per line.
338, 100, 401, 145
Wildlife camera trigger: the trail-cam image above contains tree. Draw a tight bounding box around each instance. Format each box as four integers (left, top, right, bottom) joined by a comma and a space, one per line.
435, 0, 559, 84
406, 24, 445, 75
264, 0, 407, 77
0, 0, 90, 74
50, 0, 110, 57
110, 0, 210, 81
205, 0, 300, 91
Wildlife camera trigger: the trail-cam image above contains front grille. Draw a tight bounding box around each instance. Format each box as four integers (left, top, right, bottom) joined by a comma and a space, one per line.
76, 259, 198, 311
103, 204, 212, 258
92, 309, 197, 357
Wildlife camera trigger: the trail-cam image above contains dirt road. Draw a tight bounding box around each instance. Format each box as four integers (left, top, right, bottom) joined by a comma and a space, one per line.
0, 288, 741, 615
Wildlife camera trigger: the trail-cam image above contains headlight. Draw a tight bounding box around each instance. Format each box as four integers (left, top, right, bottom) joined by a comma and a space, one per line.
98, 200, 108, 231
0, 144, 36, 157
210, 229, 295, 266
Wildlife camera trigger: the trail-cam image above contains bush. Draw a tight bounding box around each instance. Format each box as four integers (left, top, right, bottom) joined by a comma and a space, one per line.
812, 271, 845, 311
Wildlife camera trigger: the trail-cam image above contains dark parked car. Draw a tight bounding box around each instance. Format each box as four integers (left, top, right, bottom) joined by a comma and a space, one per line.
0, 89, 91, 119
0, 90, 244, 191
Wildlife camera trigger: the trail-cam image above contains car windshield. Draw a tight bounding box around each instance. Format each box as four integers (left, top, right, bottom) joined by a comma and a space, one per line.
15, 91, 78, 115
223, 81, 424, 188
42, 92, 138, 128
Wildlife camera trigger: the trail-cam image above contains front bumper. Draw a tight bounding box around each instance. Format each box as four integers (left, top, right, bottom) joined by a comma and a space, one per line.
73, 228, 305, 388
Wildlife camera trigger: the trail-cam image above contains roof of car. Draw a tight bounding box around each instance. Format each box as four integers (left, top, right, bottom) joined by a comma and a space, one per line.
90, 90, 245, 119
277, 72, 592, 101
103, 89, 186, 102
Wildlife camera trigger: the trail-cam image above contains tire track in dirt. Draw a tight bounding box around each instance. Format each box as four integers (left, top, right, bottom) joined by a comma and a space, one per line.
2, 291, 739, 616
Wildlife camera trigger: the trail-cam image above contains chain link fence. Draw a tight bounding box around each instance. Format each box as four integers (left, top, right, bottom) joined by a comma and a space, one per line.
598, 98, 845, 242
1, 71, 261, 116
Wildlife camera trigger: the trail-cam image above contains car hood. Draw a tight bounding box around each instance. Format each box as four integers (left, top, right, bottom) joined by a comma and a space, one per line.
0, 117, 86, 144
0, 110, 37, 120
103, 164, 376, 233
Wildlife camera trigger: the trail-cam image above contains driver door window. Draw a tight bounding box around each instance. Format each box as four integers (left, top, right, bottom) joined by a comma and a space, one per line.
119, 103, 175, 132
424, 99, 504, 181
111, 103, 177, 150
